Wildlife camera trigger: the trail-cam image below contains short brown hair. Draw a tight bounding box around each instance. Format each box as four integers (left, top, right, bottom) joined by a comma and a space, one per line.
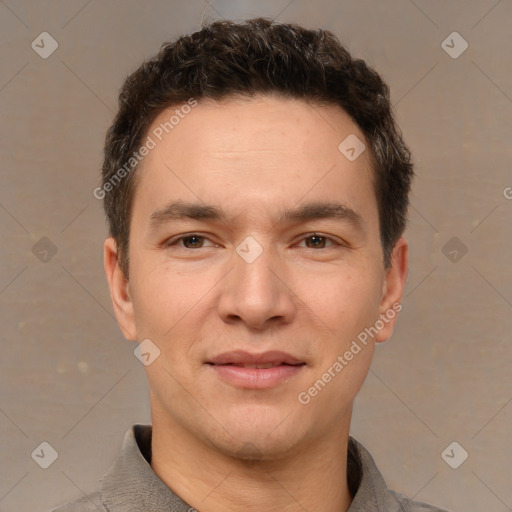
101, 17, 413, 277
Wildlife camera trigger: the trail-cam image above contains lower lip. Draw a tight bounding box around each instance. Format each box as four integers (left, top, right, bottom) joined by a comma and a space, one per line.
208, 364, 305, 389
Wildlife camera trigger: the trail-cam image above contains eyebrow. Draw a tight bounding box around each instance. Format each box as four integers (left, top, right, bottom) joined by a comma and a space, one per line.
149, 200, 364, 231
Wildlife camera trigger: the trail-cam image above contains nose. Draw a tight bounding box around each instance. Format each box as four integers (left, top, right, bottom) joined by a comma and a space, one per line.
216, 242, 296, 330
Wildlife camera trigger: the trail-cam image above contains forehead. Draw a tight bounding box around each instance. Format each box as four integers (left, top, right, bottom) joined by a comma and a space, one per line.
132, 95, 377, 227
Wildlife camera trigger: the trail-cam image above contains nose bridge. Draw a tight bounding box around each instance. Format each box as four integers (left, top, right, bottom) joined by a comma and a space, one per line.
217, 236, 295, 328
234, 239, 276, 294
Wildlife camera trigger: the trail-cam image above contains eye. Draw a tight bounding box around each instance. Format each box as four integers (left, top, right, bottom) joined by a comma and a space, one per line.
163, 232, 343, 251
298, 233, 338, 249
165, 234, 218, 249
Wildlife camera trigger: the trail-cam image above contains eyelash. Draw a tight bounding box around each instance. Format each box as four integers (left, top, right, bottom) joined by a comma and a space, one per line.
164, 232, 343, 250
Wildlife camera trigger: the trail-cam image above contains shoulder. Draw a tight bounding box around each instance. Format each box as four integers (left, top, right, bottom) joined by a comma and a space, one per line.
389, 489, 450, 511
48, 491, 106, 512
348, 438, 450, 512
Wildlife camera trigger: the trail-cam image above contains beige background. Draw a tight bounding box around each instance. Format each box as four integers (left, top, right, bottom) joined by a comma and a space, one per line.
1, 1, 511, 511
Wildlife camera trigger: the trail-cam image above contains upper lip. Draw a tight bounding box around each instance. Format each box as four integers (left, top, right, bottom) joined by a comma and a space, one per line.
207, 350, 305, 366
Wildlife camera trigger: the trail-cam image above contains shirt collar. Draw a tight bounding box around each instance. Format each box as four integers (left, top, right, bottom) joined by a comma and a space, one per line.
100, 424, 404, 512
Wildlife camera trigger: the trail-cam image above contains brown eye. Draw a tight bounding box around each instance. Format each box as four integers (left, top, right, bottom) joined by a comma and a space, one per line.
181, 235, 204, 248
303, 235, 331, 249
165, 234, 217, 249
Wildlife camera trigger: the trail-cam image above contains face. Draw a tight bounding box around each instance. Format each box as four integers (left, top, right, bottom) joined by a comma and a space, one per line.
105, 95, 407, 461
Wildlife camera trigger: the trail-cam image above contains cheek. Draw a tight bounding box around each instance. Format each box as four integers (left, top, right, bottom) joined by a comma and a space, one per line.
130, 261, 208, 340
296, 270, 380, 414
296, 265, 383, 340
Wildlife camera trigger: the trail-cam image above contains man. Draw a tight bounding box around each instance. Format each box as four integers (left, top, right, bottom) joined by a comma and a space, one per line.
55, 17, 448, 512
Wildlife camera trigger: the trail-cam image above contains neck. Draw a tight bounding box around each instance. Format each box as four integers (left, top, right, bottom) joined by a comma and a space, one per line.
150, 408, 353, 512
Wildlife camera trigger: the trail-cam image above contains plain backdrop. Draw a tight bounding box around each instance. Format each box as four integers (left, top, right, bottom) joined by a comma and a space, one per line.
0, 1, 511, 511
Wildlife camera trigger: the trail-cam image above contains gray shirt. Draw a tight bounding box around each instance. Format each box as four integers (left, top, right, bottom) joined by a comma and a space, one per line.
50, 424, 448, 512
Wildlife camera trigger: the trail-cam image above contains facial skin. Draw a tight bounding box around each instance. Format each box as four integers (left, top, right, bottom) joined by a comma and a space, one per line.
104, 95, 408, 512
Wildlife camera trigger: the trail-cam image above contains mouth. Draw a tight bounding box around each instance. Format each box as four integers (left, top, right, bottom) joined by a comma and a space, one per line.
207, 350, 305, 366
206, 351, 306, 389
213, 362, 305, 369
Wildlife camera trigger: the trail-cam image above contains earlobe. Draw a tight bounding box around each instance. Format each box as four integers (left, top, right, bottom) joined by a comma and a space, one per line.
374, 237, 409, 343
104, 238, 138, 341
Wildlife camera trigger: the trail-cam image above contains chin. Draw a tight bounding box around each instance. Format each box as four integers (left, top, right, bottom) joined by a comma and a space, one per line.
208, 404, 310, 461
217, 432, 305, 463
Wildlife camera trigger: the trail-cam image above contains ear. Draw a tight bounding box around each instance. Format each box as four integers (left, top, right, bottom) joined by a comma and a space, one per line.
374, 237, 408, 343
104, 237, 137, 341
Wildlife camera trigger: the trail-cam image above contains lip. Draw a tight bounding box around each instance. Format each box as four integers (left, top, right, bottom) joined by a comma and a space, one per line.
207, 350, 304, 366
206, 350, 306, 389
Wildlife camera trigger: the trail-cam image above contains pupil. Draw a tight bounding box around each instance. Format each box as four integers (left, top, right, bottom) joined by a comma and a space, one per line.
185, 236, 201, 247
308, 235, 324, 248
